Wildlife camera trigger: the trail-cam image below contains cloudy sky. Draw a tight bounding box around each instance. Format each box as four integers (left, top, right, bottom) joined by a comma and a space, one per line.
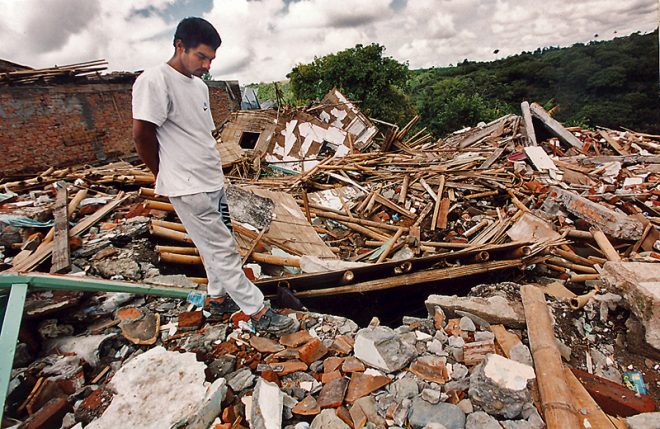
0, 0, 657, 84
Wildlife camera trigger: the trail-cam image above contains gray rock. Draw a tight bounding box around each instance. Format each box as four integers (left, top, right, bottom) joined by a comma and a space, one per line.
354, 326, 416, 373
409, 398, 466, 429
207, 355, 236, 379
468, 354, 535, 419
457, 399, 473, 414
389, 377, 419, 401
434, 329, 449, 344
428, 339, 445, 355
626, 412, 660, 429
465, 411, 500, 429
509, 343, 533, 367
450, 364, 469, 381
421, 388, 442, 404
144, 274, 198, 289
226, 367, 255, 392
310, 409, 350, 429
474, 331, 495, 342
501, 420, 533, 429
448, 336, 465, 348
459, 317, 476, 332
392, 398, 412, 426
423, 424, 448, 429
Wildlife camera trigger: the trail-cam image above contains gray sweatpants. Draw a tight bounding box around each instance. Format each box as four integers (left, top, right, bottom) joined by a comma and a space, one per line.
169, 189, 264, 315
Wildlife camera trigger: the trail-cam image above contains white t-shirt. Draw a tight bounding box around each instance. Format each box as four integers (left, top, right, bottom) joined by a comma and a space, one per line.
132, 63, 224, 197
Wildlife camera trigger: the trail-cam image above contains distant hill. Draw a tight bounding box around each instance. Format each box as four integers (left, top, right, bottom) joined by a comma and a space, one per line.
408, 30, 659, 137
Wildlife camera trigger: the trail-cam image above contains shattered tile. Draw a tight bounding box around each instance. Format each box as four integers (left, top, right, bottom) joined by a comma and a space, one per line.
292, 395, 321, 416
178, 311, 204, 331
341, 356, 365, 373
349, 402, 367, 429
322, 370, 342, 384
279, 330, 314, 348
273, 361, 308, 375
317, 377, 349, 409
344, 372, 391, 403
329, 335, 354, 355
324, 356, 345, 373
250, 336, 285, 354
335, 406, 354, 428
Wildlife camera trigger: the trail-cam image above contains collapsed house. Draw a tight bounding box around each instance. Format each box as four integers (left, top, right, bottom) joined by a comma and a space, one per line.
217, 88, 378, 172
0, 65, 659, 429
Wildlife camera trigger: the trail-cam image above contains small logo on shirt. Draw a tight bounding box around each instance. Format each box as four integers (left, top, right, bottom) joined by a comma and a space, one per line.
203, 102, 208, 111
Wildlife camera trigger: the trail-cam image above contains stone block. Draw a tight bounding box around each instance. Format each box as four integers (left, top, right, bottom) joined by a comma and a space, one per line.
408, 398, 466, 429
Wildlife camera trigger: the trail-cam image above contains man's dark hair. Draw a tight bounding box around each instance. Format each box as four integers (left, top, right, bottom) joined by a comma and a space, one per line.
173, 17, 221, 50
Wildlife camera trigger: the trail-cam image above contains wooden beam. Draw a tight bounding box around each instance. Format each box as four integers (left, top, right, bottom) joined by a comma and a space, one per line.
50, 182, 70, 273
520, 101, 538, 146
530, 103, 583, 151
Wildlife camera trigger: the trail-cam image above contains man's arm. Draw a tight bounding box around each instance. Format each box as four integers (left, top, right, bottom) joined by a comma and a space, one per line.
133, 119, 160, 177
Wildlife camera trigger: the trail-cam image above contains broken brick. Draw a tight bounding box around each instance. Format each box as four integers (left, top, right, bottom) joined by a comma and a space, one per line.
297, 337, 328, 365
74, 388, 113, 425
329, 335, 354, 355
178, 311, 204, 331
409, 356, 449, 384
21, 397, 71, 429
463, 339, 496, 366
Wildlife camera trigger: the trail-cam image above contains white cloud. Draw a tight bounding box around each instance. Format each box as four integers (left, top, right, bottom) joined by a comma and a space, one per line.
0, 0, 656, 83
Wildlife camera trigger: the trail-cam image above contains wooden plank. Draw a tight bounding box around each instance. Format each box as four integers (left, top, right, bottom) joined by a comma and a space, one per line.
435, 198, 450, 229
564, 367, 617, 429
529, 103, 584, 151
50, 182, 70, 273
598, 130, 628, 156
520, 101, 538, 146
250, 188, 337, 259
431, 175, 446, 231
479, 147, 505, 169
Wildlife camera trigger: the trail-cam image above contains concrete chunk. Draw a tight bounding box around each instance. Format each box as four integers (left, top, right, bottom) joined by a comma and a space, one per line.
251, 378, 283, 429
602, 261, 660, 350
548, 187, 644, 239
426, 295, 525, 328
468, 354, 535, 419
87, 346, 226, 429
353, 326, 416, 373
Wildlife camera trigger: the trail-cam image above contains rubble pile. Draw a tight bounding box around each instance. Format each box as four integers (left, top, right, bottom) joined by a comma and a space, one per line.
1, 95, 659, 428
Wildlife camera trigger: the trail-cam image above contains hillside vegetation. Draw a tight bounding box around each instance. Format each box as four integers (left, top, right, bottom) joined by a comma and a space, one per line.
249, 30, 659, 137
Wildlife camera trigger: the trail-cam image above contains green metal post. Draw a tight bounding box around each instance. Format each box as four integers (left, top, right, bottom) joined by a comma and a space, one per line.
0, 283, 28, 424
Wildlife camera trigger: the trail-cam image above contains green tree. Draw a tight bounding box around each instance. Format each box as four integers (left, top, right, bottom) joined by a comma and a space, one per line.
287, 43, 415, 125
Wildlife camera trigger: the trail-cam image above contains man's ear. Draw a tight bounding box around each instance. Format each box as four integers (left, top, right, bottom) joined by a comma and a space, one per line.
174, 39, 184, 52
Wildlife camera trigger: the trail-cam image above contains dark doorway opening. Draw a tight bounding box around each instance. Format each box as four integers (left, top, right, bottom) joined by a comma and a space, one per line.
239, 131, 260, 149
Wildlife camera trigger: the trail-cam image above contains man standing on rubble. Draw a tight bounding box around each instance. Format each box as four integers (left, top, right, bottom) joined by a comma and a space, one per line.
131, 17, 298, 335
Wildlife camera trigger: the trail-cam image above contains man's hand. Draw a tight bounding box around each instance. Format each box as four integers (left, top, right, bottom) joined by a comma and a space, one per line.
133, 119, 160, 178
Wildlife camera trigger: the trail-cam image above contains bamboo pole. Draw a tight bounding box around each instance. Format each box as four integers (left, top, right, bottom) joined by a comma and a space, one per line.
155, 245, 198, 255
149, 224, 194, 244
151, 219, 186, 232
569, 274, 600, 283
520, 285, 580, 429
159, 251, 301, 268
143, 200, 175, 212
551, 248, 596, 267
590, 229, 621, 262
376, 228, 404, 263
309, 207, 406, 232
546, 257, 598, 274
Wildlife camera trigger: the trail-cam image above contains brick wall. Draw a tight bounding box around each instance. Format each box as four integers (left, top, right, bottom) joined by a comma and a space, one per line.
0, 81, 240, 175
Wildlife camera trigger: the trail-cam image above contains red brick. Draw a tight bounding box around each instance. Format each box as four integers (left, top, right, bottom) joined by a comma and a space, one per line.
178, 311, 205, 330
22, 397, 71, 429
